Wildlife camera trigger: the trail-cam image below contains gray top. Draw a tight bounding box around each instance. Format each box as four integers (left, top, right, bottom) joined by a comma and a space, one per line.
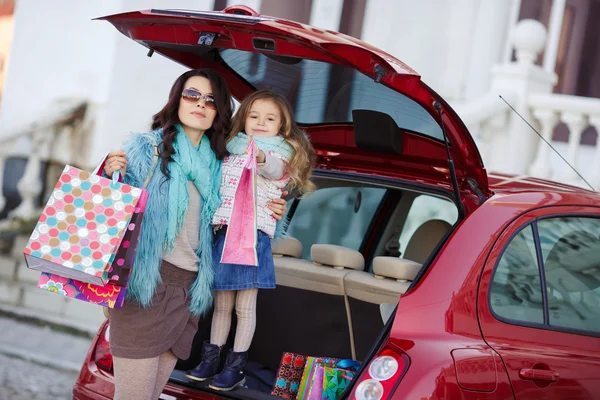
163, 181, 201, 272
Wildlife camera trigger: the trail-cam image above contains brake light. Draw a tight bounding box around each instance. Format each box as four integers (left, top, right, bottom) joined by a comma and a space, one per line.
94, 323, 113, 372
351, 348, 409, 400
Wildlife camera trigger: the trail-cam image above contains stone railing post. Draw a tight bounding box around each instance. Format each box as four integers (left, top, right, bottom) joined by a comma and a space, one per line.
528, 109, 559, 179
9, 128, 53, 220
487, 19, 557, 175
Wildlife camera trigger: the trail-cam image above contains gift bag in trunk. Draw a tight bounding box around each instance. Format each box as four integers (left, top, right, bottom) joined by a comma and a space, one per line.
271, 352, 308, 399
23, 165, 143, 286
322, 366, 355, 400
297, 357, 340, 400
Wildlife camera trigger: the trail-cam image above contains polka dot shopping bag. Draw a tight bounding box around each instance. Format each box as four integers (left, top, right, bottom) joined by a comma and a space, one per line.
23, 164, 145, 287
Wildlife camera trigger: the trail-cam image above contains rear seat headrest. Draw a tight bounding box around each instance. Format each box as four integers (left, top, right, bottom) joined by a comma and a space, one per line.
311, 244, 364, 270
272, 236, 303, 259
373, 257, 421, 282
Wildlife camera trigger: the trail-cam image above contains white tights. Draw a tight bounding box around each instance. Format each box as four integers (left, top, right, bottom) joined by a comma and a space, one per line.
210, 289, 258, 352
113, 350, 178, 400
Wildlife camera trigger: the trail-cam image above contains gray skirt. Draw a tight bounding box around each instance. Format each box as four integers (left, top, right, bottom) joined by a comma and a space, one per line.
107, 260, 199, 360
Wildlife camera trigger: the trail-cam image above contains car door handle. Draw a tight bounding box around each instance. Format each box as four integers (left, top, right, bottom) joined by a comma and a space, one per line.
519, 368, 560, 382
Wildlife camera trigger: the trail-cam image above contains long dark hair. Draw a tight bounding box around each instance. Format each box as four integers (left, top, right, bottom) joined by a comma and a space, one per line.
152, 69, 233, 179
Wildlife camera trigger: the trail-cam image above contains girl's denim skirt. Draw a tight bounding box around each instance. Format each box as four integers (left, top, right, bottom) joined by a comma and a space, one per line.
212, 227, 276, 291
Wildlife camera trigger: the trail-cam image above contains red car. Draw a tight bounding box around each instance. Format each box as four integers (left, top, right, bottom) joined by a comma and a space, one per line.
73, 6, 600, 400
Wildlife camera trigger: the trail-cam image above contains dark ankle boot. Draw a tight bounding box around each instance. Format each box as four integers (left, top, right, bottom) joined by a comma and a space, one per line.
186, 342, 222, 382
209, 350, 248, 391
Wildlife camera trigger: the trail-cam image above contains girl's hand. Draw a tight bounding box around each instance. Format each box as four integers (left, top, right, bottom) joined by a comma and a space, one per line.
244, 135, 265, 162
268, 190, 289, 221
103, 150, 127, 178
256, 149, 266, 163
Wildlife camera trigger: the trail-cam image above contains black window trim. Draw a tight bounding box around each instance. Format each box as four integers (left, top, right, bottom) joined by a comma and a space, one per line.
532, 222, 550, 325
488, 213, 600, 339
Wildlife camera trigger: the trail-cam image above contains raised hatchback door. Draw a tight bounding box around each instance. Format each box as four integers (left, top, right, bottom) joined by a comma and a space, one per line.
98, 7, 490, 207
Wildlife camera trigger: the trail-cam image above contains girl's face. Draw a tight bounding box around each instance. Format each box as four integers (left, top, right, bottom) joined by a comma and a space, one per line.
178, 76, 217, 134
244, 99, 281, 137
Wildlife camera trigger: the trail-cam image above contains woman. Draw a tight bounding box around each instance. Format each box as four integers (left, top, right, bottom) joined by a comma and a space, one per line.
103, 69, 288, 400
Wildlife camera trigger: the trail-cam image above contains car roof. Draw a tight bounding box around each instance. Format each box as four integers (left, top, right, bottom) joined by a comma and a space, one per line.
488, 172, 598, 195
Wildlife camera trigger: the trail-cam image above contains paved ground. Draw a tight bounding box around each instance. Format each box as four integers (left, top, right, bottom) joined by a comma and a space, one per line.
0, 314, 95, 400
0, 353, 79, 400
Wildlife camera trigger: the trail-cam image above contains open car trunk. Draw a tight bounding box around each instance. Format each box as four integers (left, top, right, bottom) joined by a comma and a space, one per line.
167, 173, 459, 399
97, 5, 486, 398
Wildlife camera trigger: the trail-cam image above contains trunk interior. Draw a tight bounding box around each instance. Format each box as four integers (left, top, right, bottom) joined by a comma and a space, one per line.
171, 174, 459, 398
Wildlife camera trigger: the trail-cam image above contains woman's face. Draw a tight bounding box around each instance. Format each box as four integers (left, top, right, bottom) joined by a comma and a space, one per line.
178, 76, 217, 134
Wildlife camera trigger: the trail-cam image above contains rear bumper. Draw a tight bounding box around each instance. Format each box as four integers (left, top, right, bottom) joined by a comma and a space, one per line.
73, 383, 111, 400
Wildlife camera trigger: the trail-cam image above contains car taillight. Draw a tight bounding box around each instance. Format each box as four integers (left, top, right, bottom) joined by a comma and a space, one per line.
352, 348, 409, 400
94, 323, 113, 372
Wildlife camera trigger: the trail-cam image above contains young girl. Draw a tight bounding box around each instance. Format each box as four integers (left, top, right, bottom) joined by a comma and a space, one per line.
186, 90, 315, 390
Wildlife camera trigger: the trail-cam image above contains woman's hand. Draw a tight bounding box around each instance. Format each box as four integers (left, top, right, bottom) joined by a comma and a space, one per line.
268, 190, 289, 221
103, 150, 128, 178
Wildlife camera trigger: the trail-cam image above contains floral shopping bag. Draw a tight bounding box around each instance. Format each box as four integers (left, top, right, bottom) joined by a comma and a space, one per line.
23, 165, 143, 286
38, 272, 127, 309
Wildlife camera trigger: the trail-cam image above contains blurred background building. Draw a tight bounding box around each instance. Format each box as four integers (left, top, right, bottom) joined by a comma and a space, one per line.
0, 0, 598, 328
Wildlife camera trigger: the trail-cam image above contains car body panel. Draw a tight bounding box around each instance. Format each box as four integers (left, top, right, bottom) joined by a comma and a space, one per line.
477, 205, 600, 399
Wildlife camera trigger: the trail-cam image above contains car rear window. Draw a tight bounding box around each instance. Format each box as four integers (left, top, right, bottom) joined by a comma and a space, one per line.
220, 49, 443, 141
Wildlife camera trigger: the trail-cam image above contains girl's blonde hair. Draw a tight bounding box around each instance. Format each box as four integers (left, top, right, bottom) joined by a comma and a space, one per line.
229, 90, 316, 194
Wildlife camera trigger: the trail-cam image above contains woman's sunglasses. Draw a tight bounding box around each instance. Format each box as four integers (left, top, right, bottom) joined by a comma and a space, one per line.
181, 89, 216, 110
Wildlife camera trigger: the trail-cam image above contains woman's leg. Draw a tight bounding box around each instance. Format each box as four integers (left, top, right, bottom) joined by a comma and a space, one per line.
233, 288, 259, 352
211, 290, 236, 345
113, 356, 159, 400
152, 350, 179, 399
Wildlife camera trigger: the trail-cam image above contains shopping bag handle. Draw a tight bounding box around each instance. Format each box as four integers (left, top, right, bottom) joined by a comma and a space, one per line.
92, 152, 123, 184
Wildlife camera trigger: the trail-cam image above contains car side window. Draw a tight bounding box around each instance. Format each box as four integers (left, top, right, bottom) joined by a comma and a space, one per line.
285, 187, 386, 259
490, 225, 545, 324
537, 217, 600, 333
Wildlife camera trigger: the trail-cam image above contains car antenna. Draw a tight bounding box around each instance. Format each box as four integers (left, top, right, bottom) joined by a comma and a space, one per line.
433, 101, 466, 218
499, 95, 595, 191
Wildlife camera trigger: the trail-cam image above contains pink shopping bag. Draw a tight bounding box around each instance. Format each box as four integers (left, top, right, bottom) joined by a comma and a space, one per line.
220, 139, 259, 266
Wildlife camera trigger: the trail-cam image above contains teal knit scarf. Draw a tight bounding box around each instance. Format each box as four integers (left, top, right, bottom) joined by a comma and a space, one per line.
124, 126, 222, 316
226, 132, 294, 161
166, 125, 221, 251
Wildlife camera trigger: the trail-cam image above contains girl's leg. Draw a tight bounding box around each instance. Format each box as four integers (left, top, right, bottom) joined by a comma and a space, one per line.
233, 288, 259, 352
152, 350, 179, 399
211, 290, 237, 345
187, 291, 236, 382
113, 356, 159, 400
209, 289, 258, 391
